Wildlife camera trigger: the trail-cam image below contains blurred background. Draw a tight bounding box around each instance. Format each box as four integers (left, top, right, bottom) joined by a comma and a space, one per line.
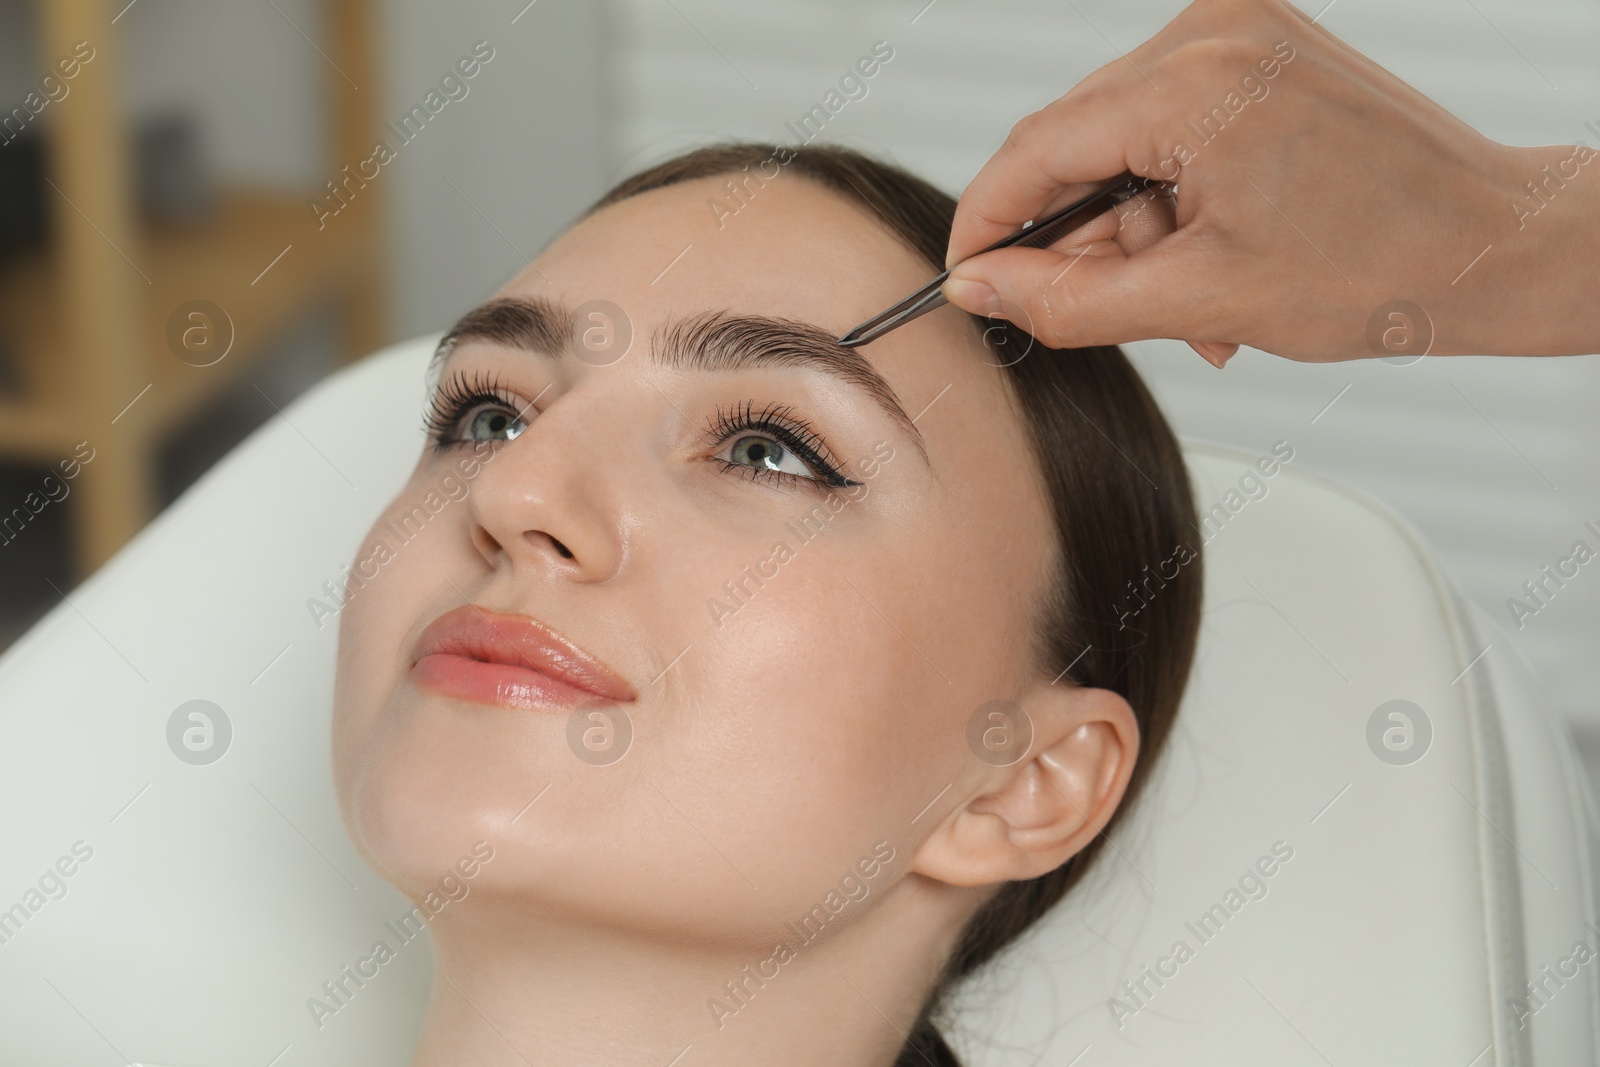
0, 0, 1595, 781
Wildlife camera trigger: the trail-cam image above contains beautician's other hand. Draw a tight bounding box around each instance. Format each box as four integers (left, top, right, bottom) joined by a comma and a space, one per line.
943, 0, 1600, 365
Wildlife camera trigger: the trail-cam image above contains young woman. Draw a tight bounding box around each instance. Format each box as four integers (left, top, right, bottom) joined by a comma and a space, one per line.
330, 142, 1201, 1066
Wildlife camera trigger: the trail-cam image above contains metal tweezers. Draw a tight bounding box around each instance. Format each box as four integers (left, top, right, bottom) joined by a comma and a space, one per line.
837, 170, 1167, 348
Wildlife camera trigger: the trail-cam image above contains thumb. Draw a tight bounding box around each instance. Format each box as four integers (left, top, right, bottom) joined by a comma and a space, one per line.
943, 245, 1185, 350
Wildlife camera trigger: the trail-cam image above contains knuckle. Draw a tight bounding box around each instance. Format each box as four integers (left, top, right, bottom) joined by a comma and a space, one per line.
1195, 0, 1269, 26
1002, 108, 1048, 155
1036, 274, 1085, 347
1172, 35, 1256, 74
1154, 37, 1263, 104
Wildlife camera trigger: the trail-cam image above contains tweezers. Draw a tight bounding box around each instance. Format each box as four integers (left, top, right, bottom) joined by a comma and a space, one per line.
837, 170, 1166, 348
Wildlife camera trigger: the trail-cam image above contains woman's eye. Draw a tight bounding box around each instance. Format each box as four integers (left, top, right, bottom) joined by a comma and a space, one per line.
726, 434, 820, 480
461, 405, 526, 443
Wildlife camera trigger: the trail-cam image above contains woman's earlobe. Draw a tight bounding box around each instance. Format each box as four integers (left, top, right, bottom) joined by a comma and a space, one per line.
909, 686, 1138, 888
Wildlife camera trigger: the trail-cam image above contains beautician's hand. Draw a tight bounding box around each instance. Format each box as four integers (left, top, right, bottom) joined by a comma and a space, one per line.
942, 0, 1600, 365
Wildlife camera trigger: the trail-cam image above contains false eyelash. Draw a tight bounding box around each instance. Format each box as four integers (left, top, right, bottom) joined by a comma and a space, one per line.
421, 367, 525, 448
706, 400, 860, 490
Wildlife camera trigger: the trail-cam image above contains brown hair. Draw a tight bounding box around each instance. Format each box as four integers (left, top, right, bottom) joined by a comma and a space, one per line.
585, 142, 1202, 1064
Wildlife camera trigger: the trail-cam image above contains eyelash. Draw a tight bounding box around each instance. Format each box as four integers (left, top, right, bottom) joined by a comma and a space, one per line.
421, 368, 525, 449
706, 399, 860, 491
421, 371, 862, 492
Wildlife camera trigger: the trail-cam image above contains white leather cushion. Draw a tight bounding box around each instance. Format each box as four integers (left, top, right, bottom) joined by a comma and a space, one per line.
0, 335, 1595, 1066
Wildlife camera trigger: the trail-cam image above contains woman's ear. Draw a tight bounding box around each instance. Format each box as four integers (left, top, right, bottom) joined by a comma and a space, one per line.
910, 684, 1140, 888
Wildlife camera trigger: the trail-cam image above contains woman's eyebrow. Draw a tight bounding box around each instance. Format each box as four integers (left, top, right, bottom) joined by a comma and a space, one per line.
433, 295, 929, 461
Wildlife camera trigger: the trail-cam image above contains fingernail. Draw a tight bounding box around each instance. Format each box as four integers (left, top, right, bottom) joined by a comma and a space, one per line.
944, 279, 1000, 315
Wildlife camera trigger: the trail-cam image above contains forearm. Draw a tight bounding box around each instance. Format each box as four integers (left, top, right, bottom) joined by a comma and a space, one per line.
1469, 143, 1600, 356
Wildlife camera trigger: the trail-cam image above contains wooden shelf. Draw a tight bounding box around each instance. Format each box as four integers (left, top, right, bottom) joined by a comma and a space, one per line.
0, 0, 384, 576
0, 187, 378, 454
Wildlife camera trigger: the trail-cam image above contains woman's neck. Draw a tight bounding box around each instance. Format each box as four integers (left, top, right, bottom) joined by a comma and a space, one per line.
407, 876, 976, 1067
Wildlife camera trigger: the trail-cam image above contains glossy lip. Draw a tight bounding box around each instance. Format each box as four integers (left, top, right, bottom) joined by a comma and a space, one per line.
409, 604, 636, 710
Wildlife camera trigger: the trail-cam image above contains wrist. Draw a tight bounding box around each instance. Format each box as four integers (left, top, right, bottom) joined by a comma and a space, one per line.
1459, 142, 1600, 355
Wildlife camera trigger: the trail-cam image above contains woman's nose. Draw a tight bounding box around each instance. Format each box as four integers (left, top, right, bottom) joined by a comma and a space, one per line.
461, 393, 631, 582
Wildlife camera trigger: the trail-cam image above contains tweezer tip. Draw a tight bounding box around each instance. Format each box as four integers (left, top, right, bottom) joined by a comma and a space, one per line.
836, 333, 867, 348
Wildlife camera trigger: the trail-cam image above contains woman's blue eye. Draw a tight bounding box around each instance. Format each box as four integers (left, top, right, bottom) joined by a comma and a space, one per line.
463, 405, 525, 443
704, 402, 861, 490
727, 434, 820, 480
421, 369, 530, 450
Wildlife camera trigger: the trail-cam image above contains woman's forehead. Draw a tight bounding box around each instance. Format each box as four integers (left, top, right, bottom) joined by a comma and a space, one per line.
510, 174, 936, 334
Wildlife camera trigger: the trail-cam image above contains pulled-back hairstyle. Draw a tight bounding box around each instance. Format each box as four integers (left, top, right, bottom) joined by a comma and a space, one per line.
585, 142, 1202, 1064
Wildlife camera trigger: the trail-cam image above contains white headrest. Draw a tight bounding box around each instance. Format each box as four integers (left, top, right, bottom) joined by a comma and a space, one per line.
1, 335, 1595, 1066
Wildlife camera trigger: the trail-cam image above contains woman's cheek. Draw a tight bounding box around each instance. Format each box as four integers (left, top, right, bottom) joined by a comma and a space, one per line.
334, 501, 448, 725
738, 567, 918, 752
668, 595, 912, 877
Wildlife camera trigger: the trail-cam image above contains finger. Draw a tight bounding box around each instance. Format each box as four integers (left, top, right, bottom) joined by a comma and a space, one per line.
944, 242, 1191, 350
947, 86, 1161, 267
1110, 188, 1177, 255
1188, 340, 1240, 367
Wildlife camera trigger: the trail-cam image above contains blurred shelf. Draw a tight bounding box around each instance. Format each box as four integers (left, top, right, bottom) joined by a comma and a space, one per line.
0, 186, 377, 455
0, 0, 384, 579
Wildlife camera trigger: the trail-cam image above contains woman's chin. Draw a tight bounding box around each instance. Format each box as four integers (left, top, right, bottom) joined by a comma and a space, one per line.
342, 719, 533, 888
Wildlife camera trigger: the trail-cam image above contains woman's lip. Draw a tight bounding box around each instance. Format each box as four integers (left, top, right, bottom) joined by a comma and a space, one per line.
411, 653, 616, 711
409, 604, 636, 708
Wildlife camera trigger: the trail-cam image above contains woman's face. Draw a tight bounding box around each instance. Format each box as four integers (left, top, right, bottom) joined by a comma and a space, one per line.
332, 171, 1064, 944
